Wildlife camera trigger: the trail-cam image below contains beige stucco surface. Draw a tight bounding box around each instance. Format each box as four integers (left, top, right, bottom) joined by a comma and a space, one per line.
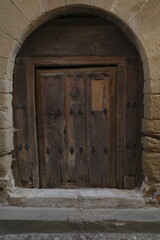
0, 0, 160, 203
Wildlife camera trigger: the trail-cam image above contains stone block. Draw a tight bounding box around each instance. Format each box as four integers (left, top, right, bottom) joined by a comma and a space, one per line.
0, 94, 12, 113
0, 58, 14, 81
0, 0, 30, 41
41, 0, 66, 12
90, 0, 114, 10
0, 31, 21, 62
66, 0, 91, 7
144, 79, 160, 94
0, 80, 12, 94
142, 136, 160, 152
143, 56, 160, 81
0, 112, 13, 129
0, 129, 14, 154
142, 27, 160, 58
142, 119, 160, 135
40, 0, 66, 20
12, 0, 46, 22
112, 0, 148, 23
66, 0, 114, 15
0, 154, 12, 178
130, 0, 160, 36
144, 94, 160, 120
142, 151, 160, 181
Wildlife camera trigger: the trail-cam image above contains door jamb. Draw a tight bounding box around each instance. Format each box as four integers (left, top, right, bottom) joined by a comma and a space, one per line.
14, 56, 127, 188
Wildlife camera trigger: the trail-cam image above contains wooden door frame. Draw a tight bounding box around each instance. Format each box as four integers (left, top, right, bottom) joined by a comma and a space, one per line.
14, 56, 128, 188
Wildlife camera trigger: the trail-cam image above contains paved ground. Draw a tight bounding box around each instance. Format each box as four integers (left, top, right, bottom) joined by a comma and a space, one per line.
0, 233, 160, 240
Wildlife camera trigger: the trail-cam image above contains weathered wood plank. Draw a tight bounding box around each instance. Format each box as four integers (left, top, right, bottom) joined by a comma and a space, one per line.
12, 60, 39, 188
36, 70, 66, 188
64, 71, 87, 186
18, 17, 138, 58
86, 67, 117, 187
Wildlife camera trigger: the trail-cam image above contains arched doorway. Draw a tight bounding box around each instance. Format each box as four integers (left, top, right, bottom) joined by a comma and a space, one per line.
12, 14, 144, 189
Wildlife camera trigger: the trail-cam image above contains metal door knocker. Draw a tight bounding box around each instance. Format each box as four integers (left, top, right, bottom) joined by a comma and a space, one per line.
70, 86, 80, 98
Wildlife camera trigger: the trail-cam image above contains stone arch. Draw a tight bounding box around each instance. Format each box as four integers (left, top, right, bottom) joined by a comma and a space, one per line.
0, 0, 160, 201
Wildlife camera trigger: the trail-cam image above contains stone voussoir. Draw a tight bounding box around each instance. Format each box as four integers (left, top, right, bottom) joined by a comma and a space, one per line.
129, 0, 160, 37
111, 0, 148, 23
12, 0, 46, 23
0, 0, 30, 41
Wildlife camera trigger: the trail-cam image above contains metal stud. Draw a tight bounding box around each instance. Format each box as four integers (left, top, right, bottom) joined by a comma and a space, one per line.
70, 108, 74, 116
25, 143, 29, 151
16, 103, 21, 110
46, 147, 50, 154
104, 147, 108, 155
70, 147, 74, 155
103, 108, 108, 115
50, 110, 55, 116
79, 147, 83, 154
18, 144, 23, 151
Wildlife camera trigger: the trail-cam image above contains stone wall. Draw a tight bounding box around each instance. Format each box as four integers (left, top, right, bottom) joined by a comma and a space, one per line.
0, 0, 160, 202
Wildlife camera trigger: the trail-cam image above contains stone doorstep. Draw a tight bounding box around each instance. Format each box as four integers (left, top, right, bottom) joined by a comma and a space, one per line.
9, 188, 145, 208
0, 207, 160, 234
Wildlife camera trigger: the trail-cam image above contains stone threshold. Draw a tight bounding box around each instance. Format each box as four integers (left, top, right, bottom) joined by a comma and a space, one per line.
0, 207, 160, 234
9, 188, 145, 208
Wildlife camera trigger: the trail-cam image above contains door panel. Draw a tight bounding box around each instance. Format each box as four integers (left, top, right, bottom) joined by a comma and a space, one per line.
64, 73, 87, 186
86, 69, 117, 187
36, 72, 66, 187
36, 67, 117, 188
12, 60, 39, 188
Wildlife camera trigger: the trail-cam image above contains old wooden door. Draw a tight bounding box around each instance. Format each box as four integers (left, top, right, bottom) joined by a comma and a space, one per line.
36, 67, 117, 188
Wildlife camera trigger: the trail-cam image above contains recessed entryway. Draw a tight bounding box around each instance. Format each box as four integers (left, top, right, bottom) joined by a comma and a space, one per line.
12, 14, 144, 189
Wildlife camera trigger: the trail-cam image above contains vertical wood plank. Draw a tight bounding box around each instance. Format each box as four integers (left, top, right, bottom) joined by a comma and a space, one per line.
116, 65, 126, 189
64, 71, 88, 186
124, 57, 144, 189
12, 58, 39, 188
86, 68, 117, 187
36, 71, 66, 188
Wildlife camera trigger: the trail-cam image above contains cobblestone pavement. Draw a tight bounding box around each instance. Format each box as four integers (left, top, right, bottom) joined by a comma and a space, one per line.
0, 234, 160, 240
